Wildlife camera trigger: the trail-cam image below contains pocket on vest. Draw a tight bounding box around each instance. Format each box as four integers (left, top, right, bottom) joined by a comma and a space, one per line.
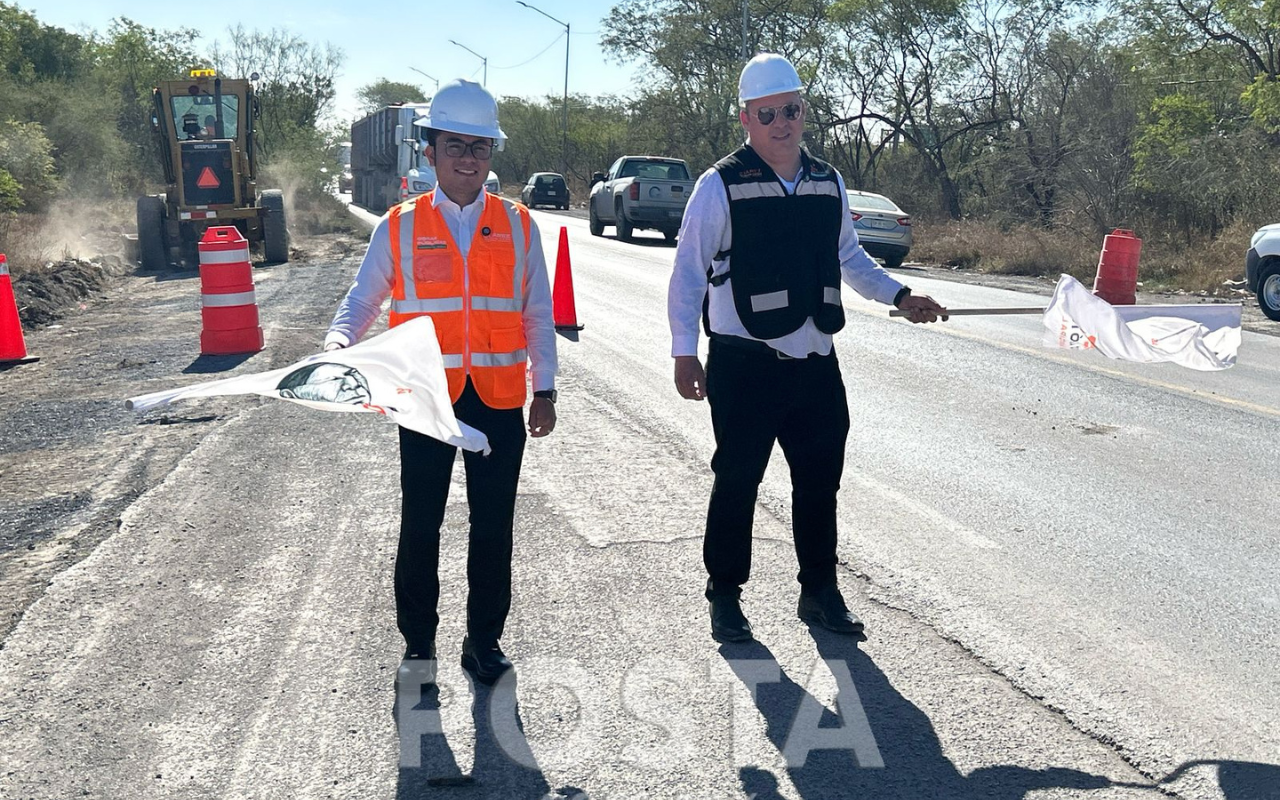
412, 251, 453, 283
489, 325, 527, 354
485, 251, 517, 295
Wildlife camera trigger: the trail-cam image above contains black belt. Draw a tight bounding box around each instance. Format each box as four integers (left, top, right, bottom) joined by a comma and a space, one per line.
709, 332, 798, 359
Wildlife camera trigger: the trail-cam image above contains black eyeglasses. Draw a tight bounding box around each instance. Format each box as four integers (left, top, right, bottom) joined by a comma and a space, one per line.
751, 102, 803, 126
440, 138, 493, 160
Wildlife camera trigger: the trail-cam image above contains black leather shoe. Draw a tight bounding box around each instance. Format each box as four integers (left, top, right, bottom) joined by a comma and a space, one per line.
798, 585, 864, 635
396, 642, 437, 692
709, 593, 754, 643
460, 637, 513, 685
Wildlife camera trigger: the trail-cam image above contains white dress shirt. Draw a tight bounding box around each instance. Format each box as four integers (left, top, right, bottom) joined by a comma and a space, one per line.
668, 164, 906, 358
326, 190, 558, 392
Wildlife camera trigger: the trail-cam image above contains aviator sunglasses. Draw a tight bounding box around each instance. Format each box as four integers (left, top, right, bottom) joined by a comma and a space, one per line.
750, 102, 803, 125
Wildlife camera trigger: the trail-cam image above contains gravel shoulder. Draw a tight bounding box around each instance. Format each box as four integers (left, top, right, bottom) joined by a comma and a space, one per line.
0, 233, 364, 644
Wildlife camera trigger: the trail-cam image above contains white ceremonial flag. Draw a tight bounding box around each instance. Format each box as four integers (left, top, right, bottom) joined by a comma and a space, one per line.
1043, 274, 1241, 371
126, 317, 490, 453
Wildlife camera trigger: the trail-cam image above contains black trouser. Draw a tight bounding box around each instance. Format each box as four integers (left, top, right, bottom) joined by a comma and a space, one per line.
395, 379, 527, 651
703, 337, 850, 596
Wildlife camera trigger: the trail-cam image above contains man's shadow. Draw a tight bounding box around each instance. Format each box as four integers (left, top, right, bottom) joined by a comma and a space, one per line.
393, 670, 554, 799
724, 633, 1124, 800
1151, 759, 1280, 799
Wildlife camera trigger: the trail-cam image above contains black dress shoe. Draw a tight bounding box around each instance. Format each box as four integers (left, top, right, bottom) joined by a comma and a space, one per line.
397, 642, 438, 692
798, 585, 864, 635
709, 593, 754, 643
460, 637, 512, 685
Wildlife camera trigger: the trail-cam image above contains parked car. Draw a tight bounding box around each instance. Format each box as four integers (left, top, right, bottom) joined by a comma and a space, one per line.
588, 156, 693, 242
1246, 223, 1280, 321
521, 172, 569, 209
847, 189, 912, 268
484, 171, 501, 195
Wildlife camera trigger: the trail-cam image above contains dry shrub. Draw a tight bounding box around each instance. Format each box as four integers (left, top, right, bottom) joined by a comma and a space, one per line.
1131, 219, 1251, 296
912, 219, 1094, 280
911, 218, 1250, 296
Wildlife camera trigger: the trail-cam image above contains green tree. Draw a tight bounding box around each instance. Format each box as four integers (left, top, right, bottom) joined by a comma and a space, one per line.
1132, 93, 1219, 237
356, 79, 428, 113
0, 119, 57, 210
89, 18, 205, 192
0, 2, 90, 82
211, 25, 344, 160
0, 166, 22, 210
602, 0, 832, 171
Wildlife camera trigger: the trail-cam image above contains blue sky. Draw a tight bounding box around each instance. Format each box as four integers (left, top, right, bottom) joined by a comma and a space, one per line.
18, 0, 643, 122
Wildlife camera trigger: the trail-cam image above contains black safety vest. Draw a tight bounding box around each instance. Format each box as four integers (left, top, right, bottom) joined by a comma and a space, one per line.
709, 145, 845, 340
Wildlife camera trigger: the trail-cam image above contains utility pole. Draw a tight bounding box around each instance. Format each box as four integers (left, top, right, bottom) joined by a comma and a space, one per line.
408, 67, 439, 97
449, 40, 488, 87
742, 0, 748, 59
516, 1, 571, 180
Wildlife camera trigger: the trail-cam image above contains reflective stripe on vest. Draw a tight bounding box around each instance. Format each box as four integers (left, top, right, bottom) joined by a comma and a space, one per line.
386, 191, 531, 409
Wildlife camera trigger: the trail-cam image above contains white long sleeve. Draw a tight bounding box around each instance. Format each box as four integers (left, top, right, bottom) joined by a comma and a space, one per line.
668, 166, 906, 358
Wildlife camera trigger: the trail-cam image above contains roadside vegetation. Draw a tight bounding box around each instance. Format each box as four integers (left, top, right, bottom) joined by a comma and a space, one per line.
0, 6, 350, 291
3, 0, 1277, 324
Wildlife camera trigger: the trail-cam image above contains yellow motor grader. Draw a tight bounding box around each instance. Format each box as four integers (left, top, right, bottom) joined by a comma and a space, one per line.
136, 69, 288, 270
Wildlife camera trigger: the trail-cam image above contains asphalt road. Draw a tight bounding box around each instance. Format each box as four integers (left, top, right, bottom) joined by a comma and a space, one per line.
0, 209, 1275, 799
526, 212, 1280, 798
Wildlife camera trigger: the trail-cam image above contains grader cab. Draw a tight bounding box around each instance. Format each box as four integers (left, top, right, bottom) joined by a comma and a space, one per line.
136, 69, 288, 270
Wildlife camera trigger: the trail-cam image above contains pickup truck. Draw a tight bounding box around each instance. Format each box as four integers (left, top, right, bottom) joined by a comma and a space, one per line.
1246, 223, 1280, 320
588, 156, 694, 242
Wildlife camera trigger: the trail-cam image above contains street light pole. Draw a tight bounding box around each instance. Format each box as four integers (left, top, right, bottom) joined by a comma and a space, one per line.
516, 0, 570, 180
742, 0, 749, 59
408, 67, 439, 97
449, 40, 488, 87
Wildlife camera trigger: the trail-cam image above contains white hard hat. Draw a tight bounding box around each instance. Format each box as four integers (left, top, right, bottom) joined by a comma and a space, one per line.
738, 53, 803, 103
415, 79, 507, 151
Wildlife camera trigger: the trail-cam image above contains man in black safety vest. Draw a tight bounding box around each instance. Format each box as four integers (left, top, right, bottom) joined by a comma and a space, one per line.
667, 52, 948, 644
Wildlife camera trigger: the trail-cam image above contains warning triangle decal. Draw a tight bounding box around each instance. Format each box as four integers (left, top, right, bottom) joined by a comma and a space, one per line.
196, 167, 221, 189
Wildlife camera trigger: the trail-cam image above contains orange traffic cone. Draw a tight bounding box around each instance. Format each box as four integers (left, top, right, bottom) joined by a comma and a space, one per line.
552, 226, 584, 332
1, 253, 38, 365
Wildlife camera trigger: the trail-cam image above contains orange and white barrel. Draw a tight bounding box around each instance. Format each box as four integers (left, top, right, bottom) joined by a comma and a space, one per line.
197, 227, 263, 355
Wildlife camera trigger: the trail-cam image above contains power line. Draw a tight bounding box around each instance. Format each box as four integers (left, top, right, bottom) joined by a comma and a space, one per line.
492, 32, 566, 70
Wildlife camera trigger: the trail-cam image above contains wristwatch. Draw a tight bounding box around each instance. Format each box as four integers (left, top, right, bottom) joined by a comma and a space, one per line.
533, 389, 557, 403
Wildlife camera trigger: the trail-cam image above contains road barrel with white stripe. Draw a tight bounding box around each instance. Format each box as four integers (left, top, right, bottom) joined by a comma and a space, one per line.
197, 226, 263, 355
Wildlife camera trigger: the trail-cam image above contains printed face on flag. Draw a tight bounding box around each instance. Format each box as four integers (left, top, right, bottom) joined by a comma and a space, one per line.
276, 363, 373, 405
125, 317, 490, 453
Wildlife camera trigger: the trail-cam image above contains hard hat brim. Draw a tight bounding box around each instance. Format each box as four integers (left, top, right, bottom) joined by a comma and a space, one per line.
413, 117, 507, 151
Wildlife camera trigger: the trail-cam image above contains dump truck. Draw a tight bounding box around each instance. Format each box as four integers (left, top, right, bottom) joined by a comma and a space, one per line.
350, 104, 437, 215
136, 69, 288, 270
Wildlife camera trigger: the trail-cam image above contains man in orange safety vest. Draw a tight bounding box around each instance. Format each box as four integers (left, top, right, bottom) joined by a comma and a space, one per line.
325, 79, 558, 690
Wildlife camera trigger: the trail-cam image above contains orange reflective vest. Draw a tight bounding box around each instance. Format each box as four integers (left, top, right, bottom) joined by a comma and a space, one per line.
387, 190, 531, 409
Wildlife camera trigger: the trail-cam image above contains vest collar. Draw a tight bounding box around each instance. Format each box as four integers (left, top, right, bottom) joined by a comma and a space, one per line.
739, 144, 817, 184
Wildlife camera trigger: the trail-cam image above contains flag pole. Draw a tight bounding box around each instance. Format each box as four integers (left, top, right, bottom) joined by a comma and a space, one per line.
889, 307, 1046, 318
